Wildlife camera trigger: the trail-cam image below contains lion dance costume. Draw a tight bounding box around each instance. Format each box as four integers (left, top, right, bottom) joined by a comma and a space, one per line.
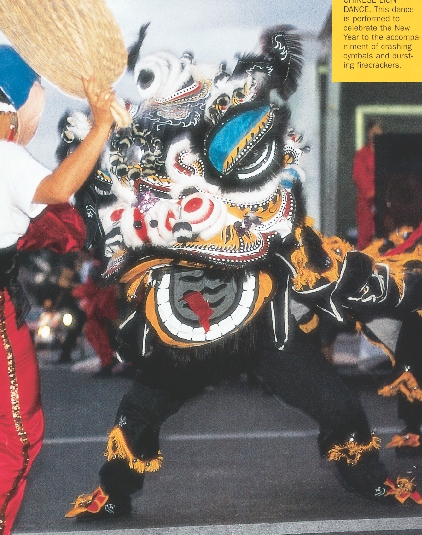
66, 25, 422, 518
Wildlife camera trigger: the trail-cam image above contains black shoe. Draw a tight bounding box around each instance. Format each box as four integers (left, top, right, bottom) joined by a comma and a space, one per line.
334, 454, 422, 505
334, 460, 395, 504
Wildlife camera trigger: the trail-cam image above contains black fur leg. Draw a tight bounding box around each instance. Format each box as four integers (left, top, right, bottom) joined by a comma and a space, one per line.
99, 458, 144, 502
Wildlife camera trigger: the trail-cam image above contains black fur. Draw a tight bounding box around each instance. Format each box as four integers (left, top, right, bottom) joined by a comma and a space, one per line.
291, 180, 306, 228
232, 25, 303, 102
127, 23, 150, 73
261, 25, 303, 101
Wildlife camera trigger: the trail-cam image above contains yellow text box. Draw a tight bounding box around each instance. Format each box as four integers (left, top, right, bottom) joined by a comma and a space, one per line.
332, 0, 422, 81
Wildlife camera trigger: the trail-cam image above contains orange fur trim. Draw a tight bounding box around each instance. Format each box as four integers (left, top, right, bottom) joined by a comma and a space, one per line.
299, 313, 319, 334
291, 219, 353, 291
386, 433, 421, 449
378, 371, 422, 403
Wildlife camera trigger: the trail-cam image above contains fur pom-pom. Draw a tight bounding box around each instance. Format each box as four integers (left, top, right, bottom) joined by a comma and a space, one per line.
134, 51, 194, 100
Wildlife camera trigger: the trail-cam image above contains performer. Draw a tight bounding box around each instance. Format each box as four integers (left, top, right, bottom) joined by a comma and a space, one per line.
43, 261, 87, 364
0, 45, 115, 535
72, 259, 118, 377
65, 26, 422, 520
352, 120, 384, 251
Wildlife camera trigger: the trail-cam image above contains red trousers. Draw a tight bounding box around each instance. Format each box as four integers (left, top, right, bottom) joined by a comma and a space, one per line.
0, 291, 44, 535
84, 319, 114, 367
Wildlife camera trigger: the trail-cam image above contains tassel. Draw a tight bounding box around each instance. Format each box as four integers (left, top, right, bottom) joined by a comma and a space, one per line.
65, 486, 108, 517
105, 426, 163, 474
327, 435, 381, 465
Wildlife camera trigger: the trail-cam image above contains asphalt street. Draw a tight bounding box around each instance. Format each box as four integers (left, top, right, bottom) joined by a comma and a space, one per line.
12, 342, 422, 535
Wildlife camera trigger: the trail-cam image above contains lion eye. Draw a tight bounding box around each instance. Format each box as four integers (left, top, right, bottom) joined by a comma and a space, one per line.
232, 88, 246, 103
215, 94, 230, 109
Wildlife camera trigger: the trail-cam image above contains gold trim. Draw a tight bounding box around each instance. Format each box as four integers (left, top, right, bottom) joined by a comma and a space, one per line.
386, 433, 421, 449
0, 292, 30, 535
105, 426, 163, 474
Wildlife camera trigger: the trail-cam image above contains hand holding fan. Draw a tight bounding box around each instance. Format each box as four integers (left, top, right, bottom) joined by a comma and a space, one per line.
0, 0, 131, 127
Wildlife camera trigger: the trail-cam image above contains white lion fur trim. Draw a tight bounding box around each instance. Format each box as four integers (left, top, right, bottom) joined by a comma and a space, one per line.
135, 51, 193, 100
204, 75, 255, 121
65, 111, 92, 141
144, 201, 178, 246
120, 206, 146, 249
190, 62, 220, 82
110, 175, 137, 205
166, 136, 220, 197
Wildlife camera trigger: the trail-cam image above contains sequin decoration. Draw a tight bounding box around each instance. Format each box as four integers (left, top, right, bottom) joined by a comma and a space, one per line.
0, 292, 30, 535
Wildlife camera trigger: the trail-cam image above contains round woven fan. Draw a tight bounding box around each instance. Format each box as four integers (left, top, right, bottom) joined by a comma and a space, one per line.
0, 0, 131, 126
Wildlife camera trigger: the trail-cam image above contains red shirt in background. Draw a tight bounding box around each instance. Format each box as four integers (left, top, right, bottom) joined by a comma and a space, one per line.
352, 142, 376, 250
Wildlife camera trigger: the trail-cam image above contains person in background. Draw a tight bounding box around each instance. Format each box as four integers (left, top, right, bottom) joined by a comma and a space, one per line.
352, 120, 384, 251
0, 45, 114, 535
72, 257, 118, 377
44, 259, 86, 364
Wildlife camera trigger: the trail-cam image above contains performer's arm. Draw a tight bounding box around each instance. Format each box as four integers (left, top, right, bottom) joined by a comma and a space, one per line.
33, 77, 114, 204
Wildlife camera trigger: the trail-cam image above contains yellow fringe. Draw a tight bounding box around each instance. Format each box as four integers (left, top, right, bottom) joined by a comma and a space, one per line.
291, 218, 353, 291
327, 435, 381, 465
378, 371, 422, 403
105, 426, 163, 474
291, 246, 320, 290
